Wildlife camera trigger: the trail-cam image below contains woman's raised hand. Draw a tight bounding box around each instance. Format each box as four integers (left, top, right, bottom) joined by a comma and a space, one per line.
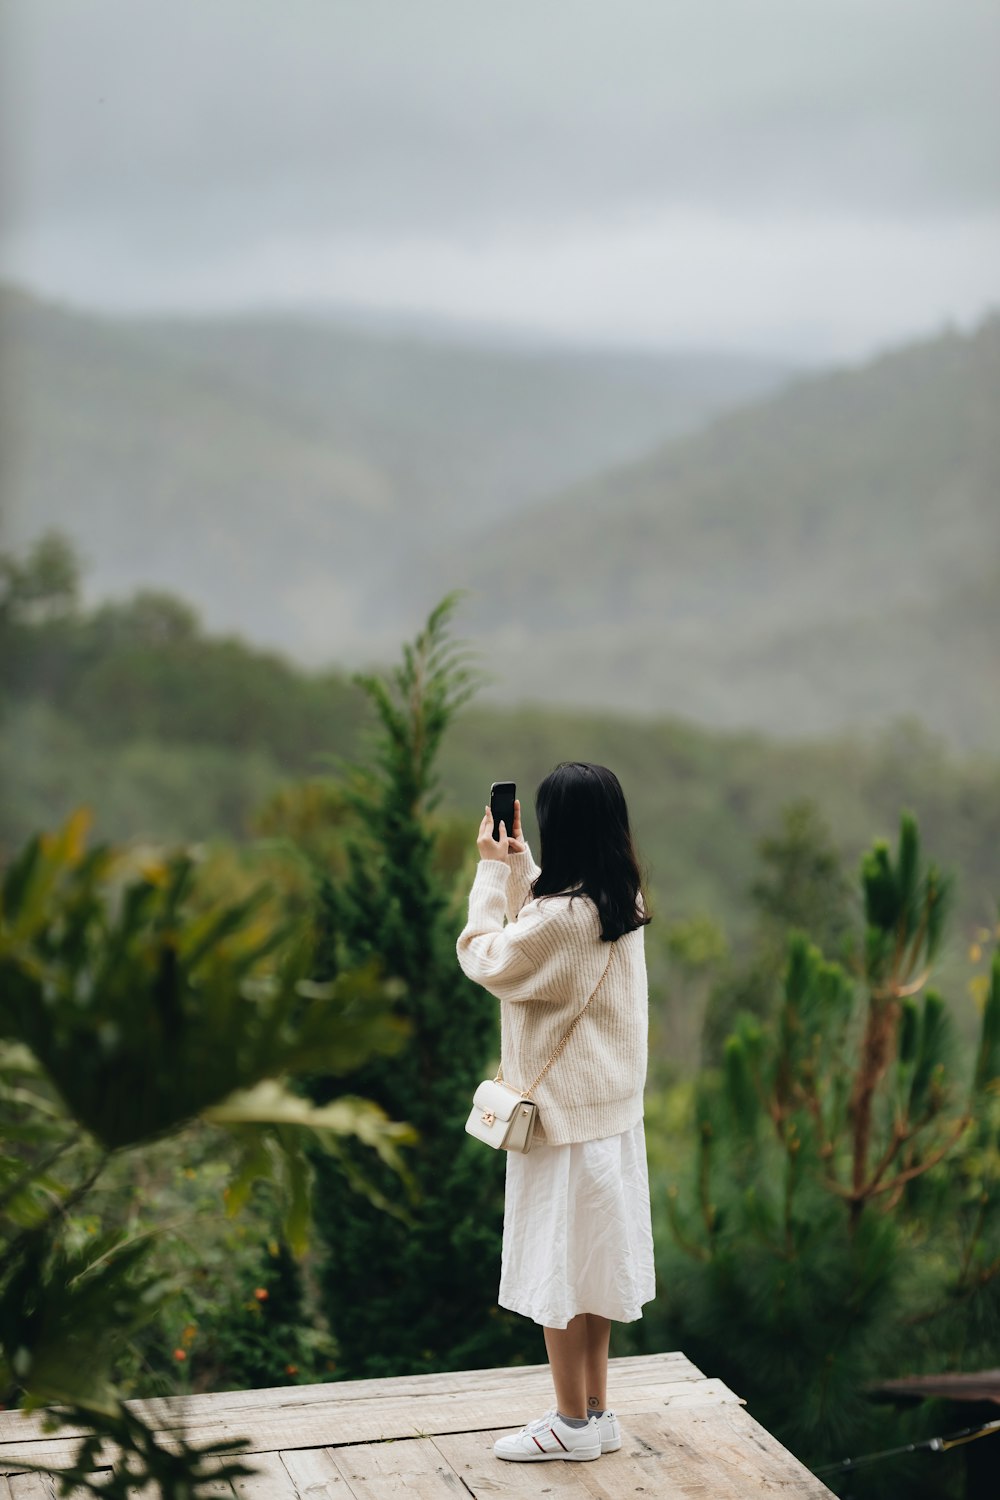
477, 799, 526, 863
477, 807, 507, 861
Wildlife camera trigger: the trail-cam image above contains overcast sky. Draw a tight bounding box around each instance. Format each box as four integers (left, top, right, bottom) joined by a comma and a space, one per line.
1, 0, 998, 360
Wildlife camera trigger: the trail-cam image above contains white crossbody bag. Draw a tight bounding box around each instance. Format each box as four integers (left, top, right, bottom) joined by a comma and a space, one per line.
465, 940, 617, 1154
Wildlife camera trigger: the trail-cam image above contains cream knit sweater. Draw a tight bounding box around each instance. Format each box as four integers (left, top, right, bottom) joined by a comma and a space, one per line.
456, 846, 648, 1146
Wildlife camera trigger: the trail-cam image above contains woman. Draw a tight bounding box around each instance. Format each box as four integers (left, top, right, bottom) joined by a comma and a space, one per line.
457, 761, 655, 1463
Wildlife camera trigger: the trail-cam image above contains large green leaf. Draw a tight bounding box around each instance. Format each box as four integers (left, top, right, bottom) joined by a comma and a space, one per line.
0, 819, 410, 1148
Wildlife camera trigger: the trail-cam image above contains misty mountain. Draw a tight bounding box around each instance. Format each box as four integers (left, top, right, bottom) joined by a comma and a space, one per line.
129, 307, 792, 533
3, 283, 996, 749
429, 317, 1000, 746
0, 285, 788, 655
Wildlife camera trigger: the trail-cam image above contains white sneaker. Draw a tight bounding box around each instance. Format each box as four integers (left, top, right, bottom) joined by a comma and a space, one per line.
595, 1408, 622, 1453
493, 1409, 602, 1462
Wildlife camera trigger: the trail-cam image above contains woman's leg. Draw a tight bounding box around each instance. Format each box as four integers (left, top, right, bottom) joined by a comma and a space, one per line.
542, 1315, 588, 1418
584, 1314, 611, 1413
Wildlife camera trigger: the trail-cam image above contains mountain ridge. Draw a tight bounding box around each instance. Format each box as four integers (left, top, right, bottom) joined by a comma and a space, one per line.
427, 315, 999, 745
2, 286, 995, 746
0, 281, 791, 654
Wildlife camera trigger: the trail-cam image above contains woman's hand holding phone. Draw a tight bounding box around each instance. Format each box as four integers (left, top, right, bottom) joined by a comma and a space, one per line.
477, 798, 526, 863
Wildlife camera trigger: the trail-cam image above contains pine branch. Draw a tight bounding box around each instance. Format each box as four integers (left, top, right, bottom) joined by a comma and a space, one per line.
871, 968, 930, 1001
846, 992, 901, 1220
864, 1111, 921, 1195
827, 1113, 972, 1213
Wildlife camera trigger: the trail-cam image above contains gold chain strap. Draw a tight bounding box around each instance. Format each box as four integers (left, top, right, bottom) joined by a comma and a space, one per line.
496, 940, 618, 1098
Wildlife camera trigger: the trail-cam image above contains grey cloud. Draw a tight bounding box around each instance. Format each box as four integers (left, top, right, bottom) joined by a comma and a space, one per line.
1, 0, 997, 360
2, 0, 999, 245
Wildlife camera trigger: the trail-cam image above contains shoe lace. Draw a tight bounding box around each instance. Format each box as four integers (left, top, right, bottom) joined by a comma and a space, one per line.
520, 1408, 557, 1435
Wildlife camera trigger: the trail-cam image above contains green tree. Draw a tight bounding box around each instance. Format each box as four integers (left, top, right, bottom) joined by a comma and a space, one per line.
660, 812, 1000, 1497
0, 529, 80, 625
0, 536, 368, 792
308, 597, 538, 1377
701, 798, 855, 1064
751, 798, 855, 953
0, 810, 412, 1496
648, 913, 729, 1083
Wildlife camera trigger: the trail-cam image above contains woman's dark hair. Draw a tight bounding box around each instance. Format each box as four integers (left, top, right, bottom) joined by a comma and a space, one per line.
531, 762, 651, 942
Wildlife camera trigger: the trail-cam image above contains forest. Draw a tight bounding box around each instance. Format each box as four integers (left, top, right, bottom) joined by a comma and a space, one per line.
1, 533, 998, 1498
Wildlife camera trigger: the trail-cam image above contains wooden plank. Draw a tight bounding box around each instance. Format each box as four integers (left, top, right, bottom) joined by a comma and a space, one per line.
184, 1351, 701, 1415
0, 1352, 703, 1444
8, 1477, 58, 1500
0, 1450, 101, 1478
0, 1443, 118, 1478
278, 1449, 357, 1497
329, 1436, 473, 1498
166, 1351, 701, 1413
277, 1376, 733, 1443
434, 1416, 751, 1500
588, 1411, 758, 1500
160, 1364, 723, 1445
700, 1403, 836, 1498
586, 1408, 835, 1499
435, 1408, 834, 1500
119, 1481, 234, 1498
641, 1377, 741, 1410
257, 1375, 735, 1447
6, 1470, 91, 1500
226, 1450, 309, 1500
428, 1428, 593, 1500
432, 1430, 603, 1498
113, 1453, 236, 1500
0, 1377, 737, 1467
0, 1410, 135, 1449
0, 1420, 118, 1467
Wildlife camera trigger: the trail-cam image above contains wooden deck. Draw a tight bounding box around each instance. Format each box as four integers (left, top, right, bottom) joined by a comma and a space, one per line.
0, 1351, 834, 1498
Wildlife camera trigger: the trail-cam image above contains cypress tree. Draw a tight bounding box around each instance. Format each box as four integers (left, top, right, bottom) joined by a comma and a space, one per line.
309, 598, 537, 1377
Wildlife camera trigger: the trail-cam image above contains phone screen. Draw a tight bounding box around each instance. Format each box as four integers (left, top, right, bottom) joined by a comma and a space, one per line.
490, 781, 516, 842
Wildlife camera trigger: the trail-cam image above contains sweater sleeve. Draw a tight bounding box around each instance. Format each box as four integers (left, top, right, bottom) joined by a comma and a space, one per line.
505, 843, 541, 922
456, 860, 581, 1005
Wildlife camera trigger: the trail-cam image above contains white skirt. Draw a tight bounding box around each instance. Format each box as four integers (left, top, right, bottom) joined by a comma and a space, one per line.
499, 1118, 656, 1330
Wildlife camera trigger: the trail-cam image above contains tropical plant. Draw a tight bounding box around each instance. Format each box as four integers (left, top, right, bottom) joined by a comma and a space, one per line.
0, 810, 412, 1496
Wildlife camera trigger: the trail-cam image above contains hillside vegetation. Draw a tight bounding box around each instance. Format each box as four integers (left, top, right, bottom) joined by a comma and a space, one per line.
442, 317, 1000, 746
2, 566, 996, 1007
3, 286, 995, 747
0, 284, 786, 662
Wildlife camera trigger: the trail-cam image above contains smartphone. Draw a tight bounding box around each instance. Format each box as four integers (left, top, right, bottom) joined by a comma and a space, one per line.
490, 781, 516, 842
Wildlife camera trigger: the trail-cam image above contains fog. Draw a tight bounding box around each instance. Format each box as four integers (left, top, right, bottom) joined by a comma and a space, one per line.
2, 0, 998, 358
